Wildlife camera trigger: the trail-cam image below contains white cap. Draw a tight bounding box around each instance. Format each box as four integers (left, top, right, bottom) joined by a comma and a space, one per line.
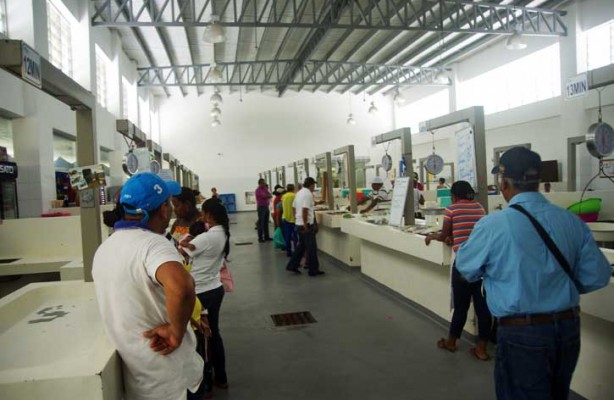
371, 176, 384, 184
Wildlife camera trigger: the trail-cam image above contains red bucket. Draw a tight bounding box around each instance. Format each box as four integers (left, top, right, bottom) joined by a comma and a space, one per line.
577, 213, 598, 223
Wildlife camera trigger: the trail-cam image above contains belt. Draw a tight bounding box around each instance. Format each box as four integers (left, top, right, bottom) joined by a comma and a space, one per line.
498, 308, 579, 327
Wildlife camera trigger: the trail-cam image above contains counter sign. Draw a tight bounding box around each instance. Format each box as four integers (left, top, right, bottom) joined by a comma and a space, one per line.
566, 73, 587, 99
21, 43, 42, 89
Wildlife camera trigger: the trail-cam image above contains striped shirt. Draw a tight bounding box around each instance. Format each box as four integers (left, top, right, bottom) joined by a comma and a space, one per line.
443, 200, 485, 252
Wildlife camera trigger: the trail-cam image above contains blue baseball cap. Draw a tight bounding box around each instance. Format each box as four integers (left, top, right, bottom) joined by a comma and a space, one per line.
491, 147, 541, 182
120, 173, 181, 221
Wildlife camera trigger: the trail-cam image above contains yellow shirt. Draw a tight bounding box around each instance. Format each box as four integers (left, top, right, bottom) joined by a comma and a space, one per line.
281, 192, 296, 223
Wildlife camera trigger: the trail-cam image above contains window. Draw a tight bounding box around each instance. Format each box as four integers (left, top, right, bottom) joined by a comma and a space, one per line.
47, 0, 73, 77
578, 19, 614, 73
122, 77, 137, 121
0, 0, 7, 37
395, 89, 450, 134
0, 118, 14, 161
458, 44, 561, 114
96, 47, 110, 108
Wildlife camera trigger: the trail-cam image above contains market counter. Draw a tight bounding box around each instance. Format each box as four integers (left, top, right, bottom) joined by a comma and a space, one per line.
0, 281, 122, 399
340, 218, 460, 332
315, 211, 360, 267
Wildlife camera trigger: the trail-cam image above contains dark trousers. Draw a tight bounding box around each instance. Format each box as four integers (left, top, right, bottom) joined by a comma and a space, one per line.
197, 286, 227, 385
495, 317, 580, 400
257, 206, 270, 240
282, 219, 298, 257
450, 265, 492, 341
286, 225, 319, 274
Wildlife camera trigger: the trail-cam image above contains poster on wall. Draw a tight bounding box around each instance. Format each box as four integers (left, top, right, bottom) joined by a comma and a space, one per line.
455, 127, 478, 190
68, 164, 107, 190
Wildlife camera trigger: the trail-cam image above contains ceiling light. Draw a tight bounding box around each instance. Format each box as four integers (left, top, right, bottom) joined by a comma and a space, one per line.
393, 89, 406, 105
346, 113, 356, 125
209, 66, 224, 83
203, 16, 225, 44
210, 89, 223, 103
210, 104, 221, 117
368, 101, 378, 114
506, 26, 527, 50
434, 69, 451, 85
211, 117, 221, 127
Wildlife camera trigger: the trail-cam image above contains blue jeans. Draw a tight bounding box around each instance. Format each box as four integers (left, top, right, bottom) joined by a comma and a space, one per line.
282, 219, 297, 257
257, 206, 270, 240
495, 316, 580, 400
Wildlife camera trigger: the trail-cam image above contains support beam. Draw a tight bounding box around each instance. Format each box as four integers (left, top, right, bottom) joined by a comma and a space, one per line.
333, 145, 357, 213
315, 152, 334, 211
137, 60, 450, 88
92, 0, 567, 37
373, 127, 414, 225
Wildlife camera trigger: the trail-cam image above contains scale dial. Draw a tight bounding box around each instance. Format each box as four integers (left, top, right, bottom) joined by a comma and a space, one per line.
381, 154, 393, 172
425, 154, 445, 175
586, 122, 614, 158
122, 152, 139, 176
150, 159, 161, 175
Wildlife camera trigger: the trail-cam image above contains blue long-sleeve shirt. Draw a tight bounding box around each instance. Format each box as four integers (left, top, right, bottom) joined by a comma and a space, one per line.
455, 192, 611, 317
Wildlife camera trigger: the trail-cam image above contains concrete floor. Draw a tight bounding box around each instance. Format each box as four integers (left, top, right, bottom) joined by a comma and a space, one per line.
0, 212, 587, 399
211, 212, 587, 400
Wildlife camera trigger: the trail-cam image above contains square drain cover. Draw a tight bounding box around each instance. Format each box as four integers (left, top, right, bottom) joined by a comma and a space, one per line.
271, 311, 317, 327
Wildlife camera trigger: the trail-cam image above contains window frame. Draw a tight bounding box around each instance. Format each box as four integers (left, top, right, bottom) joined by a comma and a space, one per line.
46, 0, 74, 78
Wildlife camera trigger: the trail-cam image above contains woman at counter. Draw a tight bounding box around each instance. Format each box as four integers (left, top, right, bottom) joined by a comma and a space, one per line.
424, 180, 492, 361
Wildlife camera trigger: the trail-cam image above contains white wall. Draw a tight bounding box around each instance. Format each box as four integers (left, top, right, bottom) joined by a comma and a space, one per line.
159, 91, 395, 210
0, 0, 156, 216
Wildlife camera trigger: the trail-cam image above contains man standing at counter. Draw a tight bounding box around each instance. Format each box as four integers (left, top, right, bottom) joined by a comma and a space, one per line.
93, 173, 203, 400
456, 147, 611, 400
357, 176, 390, 214
255, 178, 273, 243
286, 177, 325, 276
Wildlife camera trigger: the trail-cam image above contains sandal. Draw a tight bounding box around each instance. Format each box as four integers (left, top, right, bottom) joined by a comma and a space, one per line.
436, 338, 457, 352
469, 347, 491, 361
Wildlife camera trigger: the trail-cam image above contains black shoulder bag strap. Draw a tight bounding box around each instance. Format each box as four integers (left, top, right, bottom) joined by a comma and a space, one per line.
509, 204, 581, 291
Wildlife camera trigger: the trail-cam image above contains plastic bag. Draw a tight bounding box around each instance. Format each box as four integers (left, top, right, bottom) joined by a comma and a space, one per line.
273, 226, 286, 250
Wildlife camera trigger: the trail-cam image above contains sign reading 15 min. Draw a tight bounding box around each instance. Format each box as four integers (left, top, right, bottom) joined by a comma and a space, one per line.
21, 43, 42, 89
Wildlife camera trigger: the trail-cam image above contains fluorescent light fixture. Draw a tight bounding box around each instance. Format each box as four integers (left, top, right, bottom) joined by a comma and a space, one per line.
210, 104, 221, 117
506, 26, 527, 50
393, 89, 406, 105
346, 113, 356, 125
203, 16, 225, 43
368, 101, 378, 114
434, 68, 451, 85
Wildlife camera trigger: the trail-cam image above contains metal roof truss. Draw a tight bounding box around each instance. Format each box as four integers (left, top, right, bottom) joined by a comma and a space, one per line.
137, 60, 450, 87
93, 0, 567, 36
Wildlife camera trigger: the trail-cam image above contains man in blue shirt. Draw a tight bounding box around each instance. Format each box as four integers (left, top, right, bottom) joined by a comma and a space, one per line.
456, 147, 611, 400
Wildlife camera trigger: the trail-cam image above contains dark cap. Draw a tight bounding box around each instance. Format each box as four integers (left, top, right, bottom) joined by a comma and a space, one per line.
303, 177, 316, 187
492, 147, 541, 181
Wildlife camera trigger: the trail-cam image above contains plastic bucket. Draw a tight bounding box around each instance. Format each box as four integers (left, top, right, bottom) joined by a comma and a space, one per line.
577, 213, 599, 223
567, 198, 601, 214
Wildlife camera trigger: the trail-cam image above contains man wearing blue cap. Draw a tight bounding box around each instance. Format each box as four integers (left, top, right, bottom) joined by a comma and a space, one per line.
455, 147, 611, 400
93, 173, 204, 400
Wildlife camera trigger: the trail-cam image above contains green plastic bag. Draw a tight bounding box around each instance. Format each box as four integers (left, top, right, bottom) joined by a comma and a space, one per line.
273, 227, 286, 250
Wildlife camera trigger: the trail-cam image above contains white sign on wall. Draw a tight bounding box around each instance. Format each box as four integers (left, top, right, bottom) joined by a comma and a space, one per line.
565, 73, 588, 99
21, 43, 42, 88
455, 127, 478, 190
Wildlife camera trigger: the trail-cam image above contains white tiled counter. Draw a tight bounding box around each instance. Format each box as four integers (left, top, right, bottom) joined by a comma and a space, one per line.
340, 218, 462, 332
315, 211, 361, 267
0, 281, 122, 400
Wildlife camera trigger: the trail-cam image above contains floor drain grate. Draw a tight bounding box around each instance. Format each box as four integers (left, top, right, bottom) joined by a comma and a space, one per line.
234, 242, 253, 246
271, 311, 317, 327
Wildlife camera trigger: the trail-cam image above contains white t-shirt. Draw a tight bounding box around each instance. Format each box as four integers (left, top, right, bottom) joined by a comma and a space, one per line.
369, 189, 391, 202
93, 228, 203, 400
293, 188, 314, 226
182, 225, 226, 294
